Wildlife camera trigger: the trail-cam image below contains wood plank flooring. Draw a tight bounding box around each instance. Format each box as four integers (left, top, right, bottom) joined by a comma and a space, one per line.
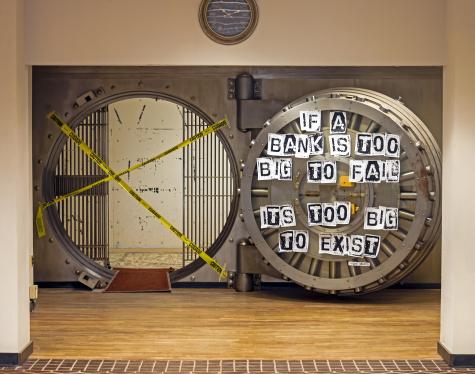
30, 288, 440, 360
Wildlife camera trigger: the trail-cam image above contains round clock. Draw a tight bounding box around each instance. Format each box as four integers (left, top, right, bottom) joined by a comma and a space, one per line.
199, 0, 259, 45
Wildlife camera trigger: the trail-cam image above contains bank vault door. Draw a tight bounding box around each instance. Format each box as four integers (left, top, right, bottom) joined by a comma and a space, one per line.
33, 66, 441, 291
34, 71, 241, 287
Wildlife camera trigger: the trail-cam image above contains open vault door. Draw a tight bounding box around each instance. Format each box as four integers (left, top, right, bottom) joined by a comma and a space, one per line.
33, 67, 442, 293
33, 68, 243, 288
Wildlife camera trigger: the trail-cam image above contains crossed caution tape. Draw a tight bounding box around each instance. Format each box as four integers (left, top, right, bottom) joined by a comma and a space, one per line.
36, 112, 229, 279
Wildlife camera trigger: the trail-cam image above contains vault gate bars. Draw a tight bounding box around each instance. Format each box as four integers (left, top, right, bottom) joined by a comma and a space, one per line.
54, 107, 109, 266
39, 111, 230, 279
182, 108, 235, 267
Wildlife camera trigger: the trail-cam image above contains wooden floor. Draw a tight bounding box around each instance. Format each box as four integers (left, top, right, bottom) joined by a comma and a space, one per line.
30, 288, 440, 360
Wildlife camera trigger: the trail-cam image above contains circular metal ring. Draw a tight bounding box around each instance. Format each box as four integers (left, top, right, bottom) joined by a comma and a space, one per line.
241, 88, 441, 295
42, 91, 240, 284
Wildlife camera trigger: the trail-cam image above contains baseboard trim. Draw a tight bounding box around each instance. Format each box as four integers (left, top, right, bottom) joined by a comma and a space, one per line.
0, 341, 33, 365
391, 282, 441, 289
172, 282, 228, 288
438, 342, 475, 367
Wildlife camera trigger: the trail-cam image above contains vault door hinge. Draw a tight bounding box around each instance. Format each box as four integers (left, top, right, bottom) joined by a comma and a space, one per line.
228, 73, 262, 101
229, 73, 262, 132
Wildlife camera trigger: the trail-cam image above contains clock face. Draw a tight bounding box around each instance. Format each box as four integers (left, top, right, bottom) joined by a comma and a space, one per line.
199, 0, 258, 44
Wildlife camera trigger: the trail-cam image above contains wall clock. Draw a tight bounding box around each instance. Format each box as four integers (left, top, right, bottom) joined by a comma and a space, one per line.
199, 0, 259, 45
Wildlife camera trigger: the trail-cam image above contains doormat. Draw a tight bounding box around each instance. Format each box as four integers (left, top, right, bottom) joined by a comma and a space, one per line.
104, 268, 172, 292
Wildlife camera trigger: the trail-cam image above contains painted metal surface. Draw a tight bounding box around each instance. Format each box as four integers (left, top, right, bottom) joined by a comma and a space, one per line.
32, 66, 442, 289
240, 88, 441, 294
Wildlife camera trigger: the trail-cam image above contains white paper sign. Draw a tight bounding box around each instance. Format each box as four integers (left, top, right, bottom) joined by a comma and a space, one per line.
267, 133, 285, 156
329, 134, 351, 157
279, 230, 309, 252
349, 159, 400, 183
355, 133, 401, 157
260, 204, 296, 229
348, 261, 370, 267
349, 159, 366, 183
319, 234, 381, 258
322, 203, 337, 227
256, 158, 293, 181
333, 235, 350, 256
348, 235, 365, 256
267, 133, 326, 158
260, 205, 280, 228
274, 158, 293, 181
384, 207, 399, 230
300, 110, 321, 132
293, 230, 309, 252
307, 161, 337, 183
385, 134, 401, 158
256, 157, 275, 180
319, 234, 349, 256
364, 207, 385, 230
308, 133, 324, 155
319, 234, 333, 255
282, 134, 297, 156
307, 203, 322, 226
307, 201, 351, 227
365, 160, 384, 183
355, 133, 373, 155
364, 234, 381, 258
278, 230, 294, 252
364, 206, 399, 230
295, 134, 310, 159
330, 111, 347, 134
371, 133, 386, 156
385, 160, 400, 182
334, 201, 351, 225
280, 204, 296, 227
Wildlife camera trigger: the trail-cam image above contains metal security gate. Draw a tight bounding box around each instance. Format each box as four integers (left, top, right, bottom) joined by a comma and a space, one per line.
54, 108, 110, 266
182, 108, 235, 267
52, 103, 236, 272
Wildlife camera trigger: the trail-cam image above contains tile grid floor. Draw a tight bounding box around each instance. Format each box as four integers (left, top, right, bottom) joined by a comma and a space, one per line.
0, 360, 474, 374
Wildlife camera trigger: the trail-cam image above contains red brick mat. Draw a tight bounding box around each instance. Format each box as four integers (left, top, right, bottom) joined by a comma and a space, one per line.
1, 359, 474, 373
104, 268, 172, 293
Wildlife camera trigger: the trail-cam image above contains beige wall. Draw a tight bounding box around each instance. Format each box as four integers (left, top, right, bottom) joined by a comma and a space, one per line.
108, 98, 184, 249
25, 0, 446, 66
23, 0, 447, 283
0, 0, 31, 353
3, 0, 475, 358
440, 0, 475, 355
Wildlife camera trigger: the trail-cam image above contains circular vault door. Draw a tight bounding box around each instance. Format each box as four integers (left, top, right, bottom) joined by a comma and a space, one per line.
241, 88, 441, 295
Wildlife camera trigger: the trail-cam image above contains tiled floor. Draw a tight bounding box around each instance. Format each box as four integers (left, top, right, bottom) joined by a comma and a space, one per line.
1, 360, 473, 374
31, 289, 440, 359
109, 248, 183, 269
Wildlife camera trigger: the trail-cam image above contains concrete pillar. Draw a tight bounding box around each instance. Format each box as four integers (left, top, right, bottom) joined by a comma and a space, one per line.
439, 0, 475, 367
0, 0, 33, 365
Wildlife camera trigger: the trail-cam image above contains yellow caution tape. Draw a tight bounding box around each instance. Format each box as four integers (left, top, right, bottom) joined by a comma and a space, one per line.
37, 112, 228, 279
37, 116, 227, 213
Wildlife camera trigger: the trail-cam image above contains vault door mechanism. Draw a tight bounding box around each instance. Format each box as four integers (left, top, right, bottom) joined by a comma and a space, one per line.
38, 91, 239, 288
239, 88, 441, 295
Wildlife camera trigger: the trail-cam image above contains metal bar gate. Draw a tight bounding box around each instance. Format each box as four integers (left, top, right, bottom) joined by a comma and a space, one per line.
182, 108, 234, 267
54, 107, 110, 266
